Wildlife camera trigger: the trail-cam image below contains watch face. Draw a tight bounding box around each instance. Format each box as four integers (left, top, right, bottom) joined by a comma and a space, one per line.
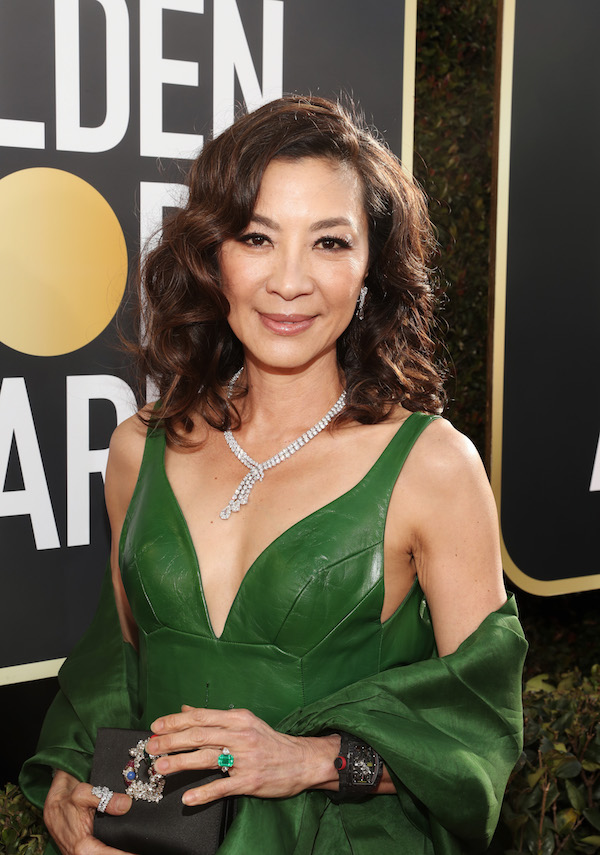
352, 758, 375, 784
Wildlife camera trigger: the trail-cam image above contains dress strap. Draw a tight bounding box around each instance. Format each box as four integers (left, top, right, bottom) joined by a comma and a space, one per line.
360, 412, 440, 506
139, 417, 167, 470
118, 417, 166, 556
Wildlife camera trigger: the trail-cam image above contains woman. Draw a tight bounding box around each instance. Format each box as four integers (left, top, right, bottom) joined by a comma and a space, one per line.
21, 95, 526, 855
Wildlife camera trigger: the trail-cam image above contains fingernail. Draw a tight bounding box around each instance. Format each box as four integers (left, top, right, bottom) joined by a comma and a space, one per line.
182, 792, 192, 805
155, 758, 169, 772
152, 720, 164, 732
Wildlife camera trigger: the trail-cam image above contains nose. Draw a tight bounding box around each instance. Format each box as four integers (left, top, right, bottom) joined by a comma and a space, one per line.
265, 246, 314, 300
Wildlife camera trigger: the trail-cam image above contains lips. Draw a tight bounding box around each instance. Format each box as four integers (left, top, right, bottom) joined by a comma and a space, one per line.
258, 313, 316, 335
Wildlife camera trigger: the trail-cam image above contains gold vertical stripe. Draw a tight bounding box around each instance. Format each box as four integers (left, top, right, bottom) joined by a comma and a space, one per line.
490, 0, 515, 498
0, 658, 65, 686
402, 0, 417, 174
491, 0, 600, 595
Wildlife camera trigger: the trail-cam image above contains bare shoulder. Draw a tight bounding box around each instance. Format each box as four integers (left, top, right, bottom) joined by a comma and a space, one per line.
109, 405, 152, 457
401, 416, 497, 536
410, 414, 482, 467
396, 415, 488, 504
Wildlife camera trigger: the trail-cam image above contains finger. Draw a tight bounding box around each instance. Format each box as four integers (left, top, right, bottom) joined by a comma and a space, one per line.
182, 775, 238, 806
154, 748, 221, 775
103, 792, 133, 815
75, 783, 132, 816
148, 726, 231, 756
71, 782, 106, 809
152, 706, 238, 735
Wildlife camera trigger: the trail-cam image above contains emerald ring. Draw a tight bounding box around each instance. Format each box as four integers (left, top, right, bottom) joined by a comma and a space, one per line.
218, 747, 234, 772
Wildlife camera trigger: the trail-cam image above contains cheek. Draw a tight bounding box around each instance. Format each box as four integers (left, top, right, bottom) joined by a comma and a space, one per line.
219, 246, 246, 290
327, 263, 367, 304
221, 255, 265, 301
220, 270, 246, 310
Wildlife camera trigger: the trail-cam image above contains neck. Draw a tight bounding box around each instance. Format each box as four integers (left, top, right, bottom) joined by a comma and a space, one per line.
232, 356, 345, 443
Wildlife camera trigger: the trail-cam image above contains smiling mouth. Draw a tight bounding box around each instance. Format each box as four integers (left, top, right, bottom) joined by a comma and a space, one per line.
258, 313, 317, 335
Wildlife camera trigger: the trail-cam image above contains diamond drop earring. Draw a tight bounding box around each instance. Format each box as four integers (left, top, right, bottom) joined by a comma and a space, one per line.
356, 285, 368, 321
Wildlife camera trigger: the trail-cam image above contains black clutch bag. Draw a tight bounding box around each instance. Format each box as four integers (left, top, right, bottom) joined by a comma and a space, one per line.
90, 728, 236, 855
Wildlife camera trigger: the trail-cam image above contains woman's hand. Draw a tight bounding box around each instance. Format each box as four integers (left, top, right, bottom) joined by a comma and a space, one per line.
43, 770, 134, 855
148, 705, 340, 806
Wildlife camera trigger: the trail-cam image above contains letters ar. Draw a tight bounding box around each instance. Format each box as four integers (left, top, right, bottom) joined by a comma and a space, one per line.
0, 375, 134, 550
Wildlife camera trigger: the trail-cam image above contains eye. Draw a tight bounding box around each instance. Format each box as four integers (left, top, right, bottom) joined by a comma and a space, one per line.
238, 232, 270, 247
316, 236, 351, 250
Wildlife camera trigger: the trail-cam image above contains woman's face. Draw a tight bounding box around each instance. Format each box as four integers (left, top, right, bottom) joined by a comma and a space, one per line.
219, 156, 370, 374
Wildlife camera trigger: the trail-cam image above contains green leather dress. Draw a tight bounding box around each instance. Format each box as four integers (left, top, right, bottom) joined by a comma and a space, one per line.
121, 411, 437, 726
21, 412, 527, 854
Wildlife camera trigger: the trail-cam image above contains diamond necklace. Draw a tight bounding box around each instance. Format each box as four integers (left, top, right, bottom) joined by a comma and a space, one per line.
219, 368, 346, 520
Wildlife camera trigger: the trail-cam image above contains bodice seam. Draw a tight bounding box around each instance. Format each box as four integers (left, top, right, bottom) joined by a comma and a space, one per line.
141, 625, 301, 654
299, 581, 384, 656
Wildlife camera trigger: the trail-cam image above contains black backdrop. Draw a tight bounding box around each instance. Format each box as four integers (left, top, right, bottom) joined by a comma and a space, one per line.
492, 0, 600, 595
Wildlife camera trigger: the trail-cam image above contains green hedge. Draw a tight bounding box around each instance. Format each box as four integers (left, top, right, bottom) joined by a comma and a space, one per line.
492, 667, 600, 855
0, 784, 45, 855
414, 0, 497, 455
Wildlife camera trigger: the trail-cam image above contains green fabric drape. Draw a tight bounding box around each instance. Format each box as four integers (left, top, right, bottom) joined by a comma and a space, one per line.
20, 567, 139, 855
20, 564, 525, 854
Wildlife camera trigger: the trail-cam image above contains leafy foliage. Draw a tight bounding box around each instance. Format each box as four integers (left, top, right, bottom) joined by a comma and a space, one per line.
520, 592, 600, 683
414, 0, 498, 454
492, 667, 600, 854
0, 783, 46, 855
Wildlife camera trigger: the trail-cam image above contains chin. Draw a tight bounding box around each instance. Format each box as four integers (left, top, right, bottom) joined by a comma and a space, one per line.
244, 342, 337, 375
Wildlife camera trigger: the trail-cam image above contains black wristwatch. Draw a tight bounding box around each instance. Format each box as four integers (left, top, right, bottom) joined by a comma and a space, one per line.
334, 732, 383, 795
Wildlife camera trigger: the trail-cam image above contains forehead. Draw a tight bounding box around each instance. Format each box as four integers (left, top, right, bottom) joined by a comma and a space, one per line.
254, 156, 365, 216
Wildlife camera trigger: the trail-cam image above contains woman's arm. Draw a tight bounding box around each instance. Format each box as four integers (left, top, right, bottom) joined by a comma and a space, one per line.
146, 705, 396, 805
391, 417, 506, 655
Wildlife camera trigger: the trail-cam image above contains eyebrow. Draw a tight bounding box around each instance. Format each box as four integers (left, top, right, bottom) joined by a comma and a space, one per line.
250, 214, 355, 231
311, 217, 354, 231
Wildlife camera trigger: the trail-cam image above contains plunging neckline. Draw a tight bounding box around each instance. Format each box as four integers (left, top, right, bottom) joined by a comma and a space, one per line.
160, 412, 423, 640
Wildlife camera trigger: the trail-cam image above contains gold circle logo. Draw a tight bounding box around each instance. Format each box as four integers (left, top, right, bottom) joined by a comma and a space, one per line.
0, 168, 128, 356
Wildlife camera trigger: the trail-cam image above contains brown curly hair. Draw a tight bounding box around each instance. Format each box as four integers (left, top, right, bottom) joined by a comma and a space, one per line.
131, 94, 445, 443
